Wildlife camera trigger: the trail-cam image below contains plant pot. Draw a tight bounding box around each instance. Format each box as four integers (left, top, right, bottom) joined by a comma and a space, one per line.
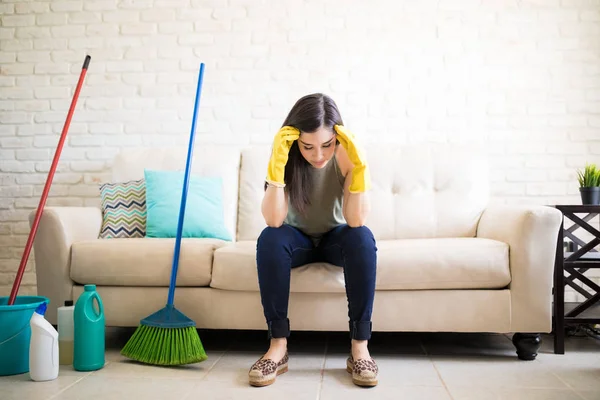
579, 187, 600, 205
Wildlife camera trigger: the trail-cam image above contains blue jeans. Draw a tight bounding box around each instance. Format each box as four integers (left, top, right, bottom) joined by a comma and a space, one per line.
256, 223, 378, 340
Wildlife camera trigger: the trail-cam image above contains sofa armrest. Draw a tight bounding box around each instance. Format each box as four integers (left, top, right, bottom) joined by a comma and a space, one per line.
30, 206, 102, 325
476, 204, 562, 333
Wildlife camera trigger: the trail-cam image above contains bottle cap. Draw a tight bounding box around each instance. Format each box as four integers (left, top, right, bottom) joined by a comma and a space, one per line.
84, 284, 96, 292
65, 300, 73, 306
35, 302, 47, 316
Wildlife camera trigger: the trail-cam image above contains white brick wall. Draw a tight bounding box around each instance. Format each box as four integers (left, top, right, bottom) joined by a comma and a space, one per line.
1, 0, 600, 299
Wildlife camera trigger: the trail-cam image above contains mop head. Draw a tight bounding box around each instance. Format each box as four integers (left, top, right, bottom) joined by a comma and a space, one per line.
120, 305, 208, 366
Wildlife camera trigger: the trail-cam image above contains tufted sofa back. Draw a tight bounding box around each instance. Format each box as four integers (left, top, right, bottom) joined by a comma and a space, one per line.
237, 143, 490, 241
110, 142, 489, 242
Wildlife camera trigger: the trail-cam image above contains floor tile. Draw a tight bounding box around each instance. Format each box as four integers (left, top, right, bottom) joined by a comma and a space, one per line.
552, 367, 600, 392
51, 376, 197, 400
447, 386, 584, 400
203, 350, 325, 384
578, 390, 600, 400
432, 356, 570, 389
54, 364, 94, 378
280, 352, 326, 381
201, 351, 275, 384
0, 373, 84, 400
535, 335, 600, 392
185, 380, 321, 400
91, 350, 225, 380
2, 329, 598, 399
323, 353, 443, 387
536, 334, 600, 364
319, 383, 453, 400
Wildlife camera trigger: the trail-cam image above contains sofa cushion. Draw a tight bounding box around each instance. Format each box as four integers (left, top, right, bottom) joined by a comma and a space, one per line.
98, 179, 146, 239
210, 237, 510, 292
110, 145, 242, 242
70, 238, 228, 286
144, 170, 232, 241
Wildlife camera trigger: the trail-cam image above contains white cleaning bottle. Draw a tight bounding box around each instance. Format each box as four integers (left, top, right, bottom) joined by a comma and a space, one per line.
29, 302, 59, 381
57, 300, 74, 365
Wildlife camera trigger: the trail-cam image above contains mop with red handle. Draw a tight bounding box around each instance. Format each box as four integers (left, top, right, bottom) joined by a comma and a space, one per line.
8, 55, 91, 306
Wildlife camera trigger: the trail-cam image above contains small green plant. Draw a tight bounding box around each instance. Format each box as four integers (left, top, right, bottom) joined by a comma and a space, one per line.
577, 163, 600, 187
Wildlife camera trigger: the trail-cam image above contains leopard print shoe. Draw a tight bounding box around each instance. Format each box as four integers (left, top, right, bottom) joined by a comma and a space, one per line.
248, 352, 289, 387
346, 355, 378, 387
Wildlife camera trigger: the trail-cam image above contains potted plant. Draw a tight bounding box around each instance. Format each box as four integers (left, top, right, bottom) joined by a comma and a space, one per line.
577, 163, 600, 205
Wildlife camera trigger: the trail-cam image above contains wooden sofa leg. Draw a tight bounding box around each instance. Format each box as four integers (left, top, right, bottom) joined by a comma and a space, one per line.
512, 333, 541, 360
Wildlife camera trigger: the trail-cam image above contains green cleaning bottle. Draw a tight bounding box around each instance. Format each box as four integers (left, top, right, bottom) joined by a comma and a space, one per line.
73, 285, 105, 371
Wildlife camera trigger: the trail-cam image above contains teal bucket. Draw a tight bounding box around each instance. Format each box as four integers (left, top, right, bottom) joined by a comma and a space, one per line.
0, 295, 49, 376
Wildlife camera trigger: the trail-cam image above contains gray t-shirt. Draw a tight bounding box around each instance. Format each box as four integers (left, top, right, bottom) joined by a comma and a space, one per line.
284, 154, 347, 245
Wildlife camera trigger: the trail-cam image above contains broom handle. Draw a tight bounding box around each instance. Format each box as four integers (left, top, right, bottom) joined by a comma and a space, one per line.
8, 55, 91, 306
167, 62, 205, 306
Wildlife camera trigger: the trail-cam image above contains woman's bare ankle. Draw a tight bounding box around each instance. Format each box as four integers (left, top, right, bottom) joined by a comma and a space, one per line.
351, 339, 371, 360
270, 337, 287, 351
264, 337, 287, 361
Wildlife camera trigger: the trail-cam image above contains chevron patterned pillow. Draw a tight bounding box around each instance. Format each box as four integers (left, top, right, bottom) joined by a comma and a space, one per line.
98, 179, 146, 239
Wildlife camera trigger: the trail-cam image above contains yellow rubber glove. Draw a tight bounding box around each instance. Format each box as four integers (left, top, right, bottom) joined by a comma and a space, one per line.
266, 126, 300, 187
334, 125, 371, 193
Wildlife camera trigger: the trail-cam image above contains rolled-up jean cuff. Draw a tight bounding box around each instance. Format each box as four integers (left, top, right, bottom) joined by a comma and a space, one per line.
349, 321, 372, 340
268, 318, 290, 339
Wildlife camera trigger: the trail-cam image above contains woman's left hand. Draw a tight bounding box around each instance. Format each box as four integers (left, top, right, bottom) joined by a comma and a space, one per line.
334, 125, 371, 193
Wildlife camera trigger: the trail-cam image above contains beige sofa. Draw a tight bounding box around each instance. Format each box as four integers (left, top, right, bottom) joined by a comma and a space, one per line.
31, 143, 563, 360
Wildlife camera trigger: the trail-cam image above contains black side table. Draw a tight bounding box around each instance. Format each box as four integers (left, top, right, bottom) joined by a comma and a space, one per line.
552, 205, 600, 354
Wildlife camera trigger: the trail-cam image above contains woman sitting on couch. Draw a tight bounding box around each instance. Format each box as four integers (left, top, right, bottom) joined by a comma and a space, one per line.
248, 93, 379, 388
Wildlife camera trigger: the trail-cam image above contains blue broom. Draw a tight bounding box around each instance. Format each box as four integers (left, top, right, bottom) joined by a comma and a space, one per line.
121, 63, 208, 366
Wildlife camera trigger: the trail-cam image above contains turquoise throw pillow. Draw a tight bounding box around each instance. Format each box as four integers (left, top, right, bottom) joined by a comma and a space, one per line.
144, 169, 232, 241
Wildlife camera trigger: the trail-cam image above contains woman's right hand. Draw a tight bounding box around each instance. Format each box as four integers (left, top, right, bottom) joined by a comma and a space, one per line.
265, 126, 300, 187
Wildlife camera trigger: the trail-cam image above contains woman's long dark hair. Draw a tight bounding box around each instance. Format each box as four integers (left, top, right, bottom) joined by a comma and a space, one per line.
280, 93, 344, 215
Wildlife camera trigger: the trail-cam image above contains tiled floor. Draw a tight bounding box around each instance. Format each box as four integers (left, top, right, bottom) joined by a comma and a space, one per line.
2, 327, 600, 399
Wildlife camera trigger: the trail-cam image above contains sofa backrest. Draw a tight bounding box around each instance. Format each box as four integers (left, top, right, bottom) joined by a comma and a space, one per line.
110, 145, 242, 241
110, 142, 489, 242
237, 143, 490, 241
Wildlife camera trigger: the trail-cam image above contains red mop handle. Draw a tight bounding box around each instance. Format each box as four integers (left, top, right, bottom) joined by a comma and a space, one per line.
8, 55, 91, 305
